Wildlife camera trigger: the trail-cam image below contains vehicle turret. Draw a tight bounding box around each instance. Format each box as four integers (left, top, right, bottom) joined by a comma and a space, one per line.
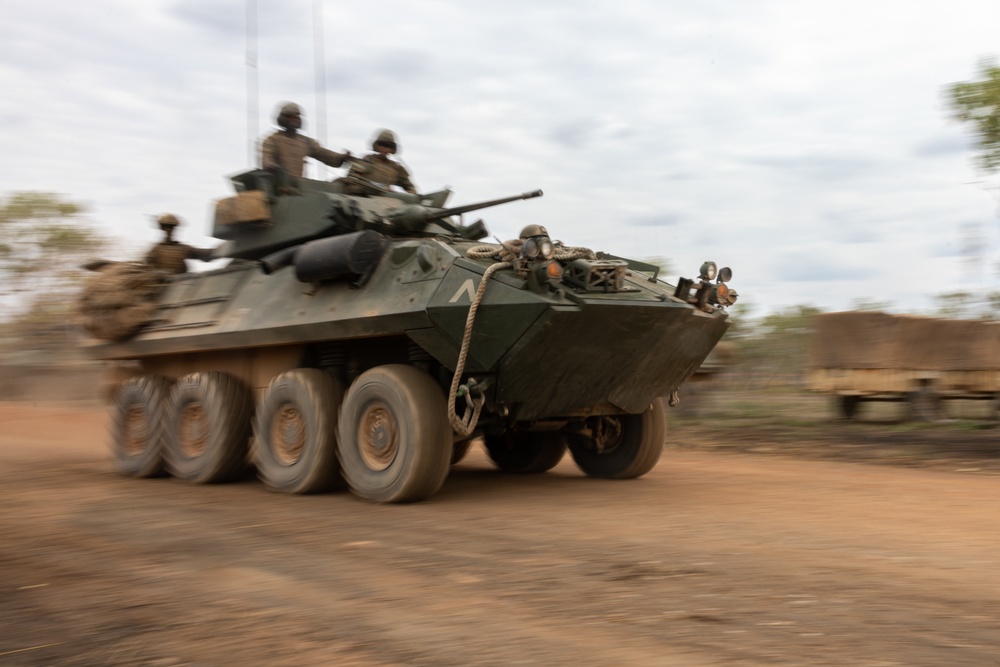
211, 170, 540, 262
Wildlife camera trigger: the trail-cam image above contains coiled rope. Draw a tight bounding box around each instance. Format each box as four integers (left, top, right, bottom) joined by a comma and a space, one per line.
446, 239, 597, 436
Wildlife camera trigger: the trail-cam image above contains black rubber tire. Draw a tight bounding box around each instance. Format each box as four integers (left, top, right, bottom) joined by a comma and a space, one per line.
484, 432, 567, 473
163, 371, 253, 484
568, 398, 667, 479
110, 375, 173, 478
337, 365, 452, 503
253, 368, 344, 494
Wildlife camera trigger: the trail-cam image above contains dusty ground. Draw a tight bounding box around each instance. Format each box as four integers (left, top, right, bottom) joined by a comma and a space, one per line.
1, 393, 999, 666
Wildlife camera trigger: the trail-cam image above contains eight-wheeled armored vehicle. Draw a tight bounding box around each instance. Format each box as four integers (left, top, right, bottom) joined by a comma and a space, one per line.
82, 169, 736, 503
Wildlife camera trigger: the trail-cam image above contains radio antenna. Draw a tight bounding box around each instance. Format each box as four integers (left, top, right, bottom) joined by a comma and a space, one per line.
313, 0, 328, 177
246, 0, 259, 167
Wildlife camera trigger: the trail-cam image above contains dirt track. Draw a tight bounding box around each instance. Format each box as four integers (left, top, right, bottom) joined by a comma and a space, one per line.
2, 401, 999, 666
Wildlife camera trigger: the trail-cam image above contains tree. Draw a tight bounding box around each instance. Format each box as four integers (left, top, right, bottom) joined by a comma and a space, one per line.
947, 58, 1000, 174
731, 305, 824, 385
0, 192, 110, 327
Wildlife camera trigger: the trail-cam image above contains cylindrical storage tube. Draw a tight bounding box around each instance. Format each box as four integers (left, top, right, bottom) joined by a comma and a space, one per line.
294, 230, 385, 283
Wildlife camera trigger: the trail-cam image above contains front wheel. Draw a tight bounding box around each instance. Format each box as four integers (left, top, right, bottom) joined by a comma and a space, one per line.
253, 368, 344, 494
568, 398, 667, 479
337, 365, 452, 503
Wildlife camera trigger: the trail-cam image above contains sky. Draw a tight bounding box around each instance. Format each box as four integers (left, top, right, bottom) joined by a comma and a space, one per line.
2, 0, 999, 318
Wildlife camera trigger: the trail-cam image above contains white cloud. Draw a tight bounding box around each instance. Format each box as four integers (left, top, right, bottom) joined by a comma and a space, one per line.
1, 0, 999, 316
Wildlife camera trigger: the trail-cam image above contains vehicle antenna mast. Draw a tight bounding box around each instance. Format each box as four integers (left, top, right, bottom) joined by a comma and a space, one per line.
246, 0, 259, 167
313, 0, 328, 178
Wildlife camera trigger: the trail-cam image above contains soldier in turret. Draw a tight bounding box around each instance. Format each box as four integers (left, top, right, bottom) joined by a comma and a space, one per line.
260, 102, 352, 180
347, 129, 417, 195
145, 214, 213, 275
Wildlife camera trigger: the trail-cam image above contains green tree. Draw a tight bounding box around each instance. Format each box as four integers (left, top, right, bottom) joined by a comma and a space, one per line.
733, 305, 823, 386
0, 192, 110, 329
947, 58, 1000, 173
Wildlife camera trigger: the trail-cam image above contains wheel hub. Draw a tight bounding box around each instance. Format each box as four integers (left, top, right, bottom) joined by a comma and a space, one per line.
272, 404, 306, 465
359, 403, 398, 471
179, 402, 210, 458
122, 404, 151, 456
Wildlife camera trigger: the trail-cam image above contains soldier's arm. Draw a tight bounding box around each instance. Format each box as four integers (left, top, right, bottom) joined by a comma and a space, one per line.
306, 137, 350, 169
396, 164, 417, 194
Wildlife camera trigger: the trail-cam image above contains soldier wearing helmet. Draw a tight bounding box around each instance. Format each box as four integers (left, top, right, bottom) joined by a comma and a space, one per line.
346, 129, 417, 195
145, 214, 213, 275
260, 102, 352, 180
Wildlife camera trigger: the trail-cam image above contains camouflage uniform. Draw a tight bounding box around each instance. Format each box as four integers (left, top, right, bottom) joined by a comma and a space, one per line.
261, 132, 350, 179
347, 129, 416, 194
260, 101, 350, 179
145, 214, 212, 275
145, 241, 211, 275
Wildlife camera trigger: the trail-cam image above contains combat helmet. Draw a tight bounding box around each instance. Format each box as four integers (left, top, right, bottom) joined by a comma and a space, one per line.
372, 129, 399, 154
157, 214, 180, 229
276, 102, 304, 130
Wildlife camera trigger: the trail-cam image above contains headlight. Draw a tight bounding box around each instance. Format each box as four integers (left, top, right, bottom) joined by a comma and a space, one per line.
539, 238, 554, 259
522, 235, 554, 260
522, 238, 540, 259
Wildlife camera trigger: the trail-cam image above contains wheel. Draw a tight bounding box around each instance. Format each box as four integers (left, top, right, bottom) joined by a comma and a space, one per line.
906, 387, 941, 422
110, 375, 173, 477
839, 395, 860, 420
484, 431, 567, 473
337, 365, 452, 503
450, 438, 474, 465
568, 398, 667, 479
164, 371, 253, 483
253, 368, 344, 494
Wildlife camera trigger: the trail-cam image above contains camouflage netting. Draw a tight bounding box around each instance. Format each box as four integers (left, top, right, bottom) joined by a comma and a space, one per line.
809, 311, 1000, 371
77, 262, 167, 341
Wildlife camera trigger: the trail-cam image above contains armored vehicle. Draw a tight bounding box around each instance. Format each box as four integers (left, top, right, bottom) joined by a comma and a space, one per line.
83, 169, 736, 503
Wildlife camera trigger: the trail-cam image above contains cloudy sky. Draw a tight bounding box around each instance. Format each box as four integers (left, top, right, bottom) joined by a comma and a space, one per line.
2, 0, 999, 317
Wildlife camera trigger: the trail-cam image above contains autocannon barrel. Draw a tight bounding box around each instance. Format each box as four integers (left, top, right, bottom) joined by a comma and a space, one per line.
423, 189, 543, 222
386, 189, 543, 231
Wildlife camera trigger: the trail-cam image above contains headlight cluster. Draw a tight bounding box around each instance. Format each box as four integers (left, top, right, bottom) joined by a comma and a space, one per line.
522, 235, 554, 260
519, 224, 555, 261
519, 224, 562, 292
674, 260, 737, 310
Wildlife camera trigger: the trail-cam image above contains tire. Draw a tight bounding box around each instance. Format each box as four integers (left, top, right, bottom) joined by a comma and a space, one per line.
110, 375, 173, 478
253, 368, 344, 494
164, 371, 253, 484
337, 365, 452, 503
484, 431, 567, 473
568, 398, 667, 479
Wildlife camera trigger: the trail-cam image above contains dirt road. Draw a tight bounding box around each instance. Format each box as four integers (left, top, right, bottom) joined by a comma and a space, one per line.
1, 402, 999, 666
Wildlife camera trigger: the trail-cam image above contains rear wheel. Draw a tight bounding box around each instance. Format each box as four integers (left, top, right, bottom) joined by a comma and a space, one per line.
338, 365, 452, 503
164, 371, 252, 483
253, 368, 344, 494
485, 432, 567, 473
110, 375, 173, 478
568, 398, 667, 479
